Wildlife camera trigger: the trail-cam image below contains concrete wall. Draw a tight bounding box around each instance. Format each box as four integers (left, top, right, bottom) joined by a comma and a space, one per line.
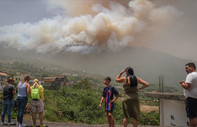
160, 99, 189, 126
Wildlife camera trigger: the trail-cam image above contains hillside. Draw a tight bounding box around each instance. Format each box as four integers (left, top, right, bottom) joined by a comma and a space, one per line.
0, 46, 193, 88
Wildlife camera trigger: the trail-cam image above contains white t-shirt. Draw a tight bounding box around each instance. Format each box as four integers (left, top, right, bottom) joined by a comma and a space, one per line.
184, 72, 197, 98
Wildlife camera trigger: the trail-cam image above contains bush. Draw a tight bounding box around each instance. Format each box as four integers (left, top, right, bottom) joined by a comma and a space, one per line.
43, 86, 160, 126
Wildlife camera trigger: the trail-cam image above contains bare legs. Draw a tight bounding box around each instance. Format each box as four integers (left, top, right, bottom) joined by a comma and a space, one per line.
123, 118, 138, 127
107, 112, 114, 127
32, 111, 44, 126
189, 117, 197, 127
123, 118, 128, 127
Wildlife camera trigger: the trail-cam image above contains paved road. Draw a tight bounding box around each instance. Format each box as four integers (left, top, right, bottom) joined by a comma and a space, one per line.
1, 119, 159, 127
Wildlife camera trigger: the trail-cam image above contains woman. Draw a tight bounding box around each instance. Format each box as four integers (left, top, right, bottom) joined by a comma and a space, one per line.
116, 67, 149, 127
1, 78, 16, 125
16, 76, 30, 127
30, 79, 45, 127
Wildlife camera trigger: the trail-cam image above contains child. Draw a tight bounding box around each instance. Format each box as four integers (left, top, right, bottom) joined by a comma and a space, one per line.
98, 77, 120, 127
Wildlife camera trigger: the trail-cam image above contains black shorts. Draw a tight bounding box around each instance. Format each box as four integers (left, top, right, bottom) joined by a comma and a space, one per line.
185, 97, 197, 118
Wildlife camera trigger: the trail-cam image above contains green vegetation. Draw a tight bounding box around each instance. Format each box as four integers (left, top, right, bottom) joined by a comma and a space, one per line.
43, 79, 160, 125
0, 58, 165, 126
0, 78, 160, 125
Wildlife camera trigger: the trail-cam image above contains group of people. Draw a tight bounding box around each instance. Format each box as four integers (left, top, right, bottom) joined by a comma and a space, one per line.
1, 76, 45, 127
99, 67, 149, 127
1, 63, 197, 127
99, 64, 197, 127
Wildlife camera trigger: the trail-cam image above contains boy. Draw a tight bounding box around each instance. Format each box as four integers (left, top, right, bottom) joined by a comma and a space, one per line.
98, 77, 120, 127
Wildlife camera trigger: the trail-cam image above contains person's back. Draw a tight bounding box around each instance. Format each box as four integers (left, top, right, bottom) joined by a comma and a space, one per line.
123, 75, 138, 99
116, 67, 149, 127
17, 81, 27, 97
30, 79, 45, 127
1, 78, 15, 125
30, 85, 44, 100
3, 84, 15, 100
16, 76, 30, 127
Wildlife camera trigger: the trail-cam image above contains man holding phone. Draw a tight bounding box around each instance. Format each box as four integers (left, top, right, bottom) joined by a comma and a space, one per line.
180, 63, 197, 127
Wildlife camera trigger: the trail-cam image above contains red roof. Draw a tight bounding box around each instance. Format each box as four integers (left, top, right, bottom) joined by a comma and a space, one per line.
0, 72, 7, 77
43, 76, 65, 82
43, 77, 56, 82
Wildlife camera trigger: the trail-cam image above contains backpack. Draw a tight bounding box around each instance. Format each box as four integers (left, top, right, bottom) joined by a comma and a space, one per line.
31, 85, 40, 99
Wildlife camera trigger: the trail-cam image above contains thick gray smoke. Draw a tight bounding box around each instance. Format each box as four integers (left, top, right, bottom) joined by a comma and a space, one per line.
0, 0, 179, 54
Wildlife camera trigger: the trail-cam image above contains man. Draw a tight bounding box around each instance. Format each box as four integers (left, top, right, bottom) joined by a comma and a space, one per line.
180, 63, 197, 127
98, 77, 120, 127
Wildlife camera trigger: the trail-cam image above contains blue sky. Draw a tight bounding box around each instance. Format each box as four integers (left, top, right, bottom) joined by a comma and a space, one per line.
0, 0, 56, 26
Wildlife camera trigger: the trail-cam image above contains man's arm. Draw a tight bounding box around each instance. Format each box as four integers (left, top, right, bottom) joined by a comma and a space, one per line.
110, 93, 120, 103
98, 97, 105, 109
180, 81, 191, 89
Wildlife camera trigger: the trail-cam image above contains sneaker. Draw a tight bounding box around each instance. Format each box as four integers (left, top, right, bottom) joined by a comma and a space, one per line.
19, 124, 26, 127
1, 122, 5, 125
8, 122, 16, 125
40, 124, 47, 127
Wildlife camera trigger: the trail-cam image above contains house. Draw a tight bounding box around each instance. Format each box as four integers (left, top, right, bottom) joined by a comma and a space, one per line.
13, 73, 29, 82
43, 76, 69, 89
0, 72, 8, 90
145, 92, 189, 126
13, 73, 35, 85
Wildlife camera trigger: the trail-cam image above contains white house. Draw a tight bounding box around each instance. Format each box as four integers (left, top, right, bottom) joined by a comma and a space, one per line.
145, 92, 189, 127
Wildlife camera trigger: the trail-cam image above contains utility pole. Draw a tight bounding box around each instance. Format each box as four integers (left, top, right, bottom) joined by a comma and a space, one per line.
159, 75, 164, 92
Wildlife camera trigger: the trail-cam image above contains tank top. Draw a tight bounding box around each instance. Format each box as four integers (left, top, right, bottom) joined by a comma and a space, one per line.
123, 76, 138, 99
17, 81, 27, 97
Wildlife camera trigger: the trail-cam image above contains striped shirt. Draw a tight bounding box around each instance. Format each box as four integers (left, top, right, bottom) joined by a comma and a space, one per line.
102, 85, 119, 111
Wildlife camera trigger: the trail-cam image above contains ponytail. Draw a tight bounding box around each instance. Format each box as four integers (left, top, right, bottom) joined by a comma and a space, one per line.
3, 81, 8, 88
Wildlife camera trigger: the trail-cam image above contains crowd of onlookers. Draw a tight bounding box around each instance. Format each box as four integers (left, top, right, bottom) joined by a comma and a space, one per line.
1, 76, 45, 127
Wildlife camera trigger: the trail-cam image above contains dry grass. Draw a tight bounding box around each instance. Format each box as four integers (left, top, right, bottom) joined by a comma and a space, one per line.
140, 105, 159, 112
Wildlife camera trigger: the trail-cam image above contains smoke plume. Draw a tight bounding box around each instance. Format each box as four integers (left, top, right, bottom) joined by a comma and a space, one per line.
0, 0, 179, 54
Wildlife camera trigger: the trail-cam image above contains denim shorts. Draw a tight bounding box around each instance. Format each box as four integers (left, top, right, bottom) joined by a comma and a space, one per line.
185, 97, 197, 118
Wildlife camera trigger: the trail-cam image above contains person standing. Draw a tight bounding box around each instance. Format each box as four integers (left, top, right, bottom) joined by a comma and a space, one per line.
16, 76, 30, 127
116, 67, 149, 127
98, 77, 120, 127
30, 79, 45, 127
1, 78, 16, 125
180, 63, 197, 127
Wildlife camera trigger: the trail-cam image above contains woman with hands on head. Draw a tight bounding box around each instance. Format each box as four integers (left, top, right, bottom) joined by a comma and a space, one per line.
116, 67, 149, 127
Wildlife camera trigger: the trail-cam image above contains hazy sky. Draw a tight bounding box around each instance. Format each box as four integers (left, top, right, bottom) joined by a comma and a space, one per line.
0, 0, 197, 61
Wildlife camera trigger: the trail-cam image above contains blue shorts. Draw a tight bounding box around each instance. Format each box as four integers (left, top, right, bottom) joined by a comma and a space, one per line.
106, 109, 114, 113
185, 97, 197, 118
